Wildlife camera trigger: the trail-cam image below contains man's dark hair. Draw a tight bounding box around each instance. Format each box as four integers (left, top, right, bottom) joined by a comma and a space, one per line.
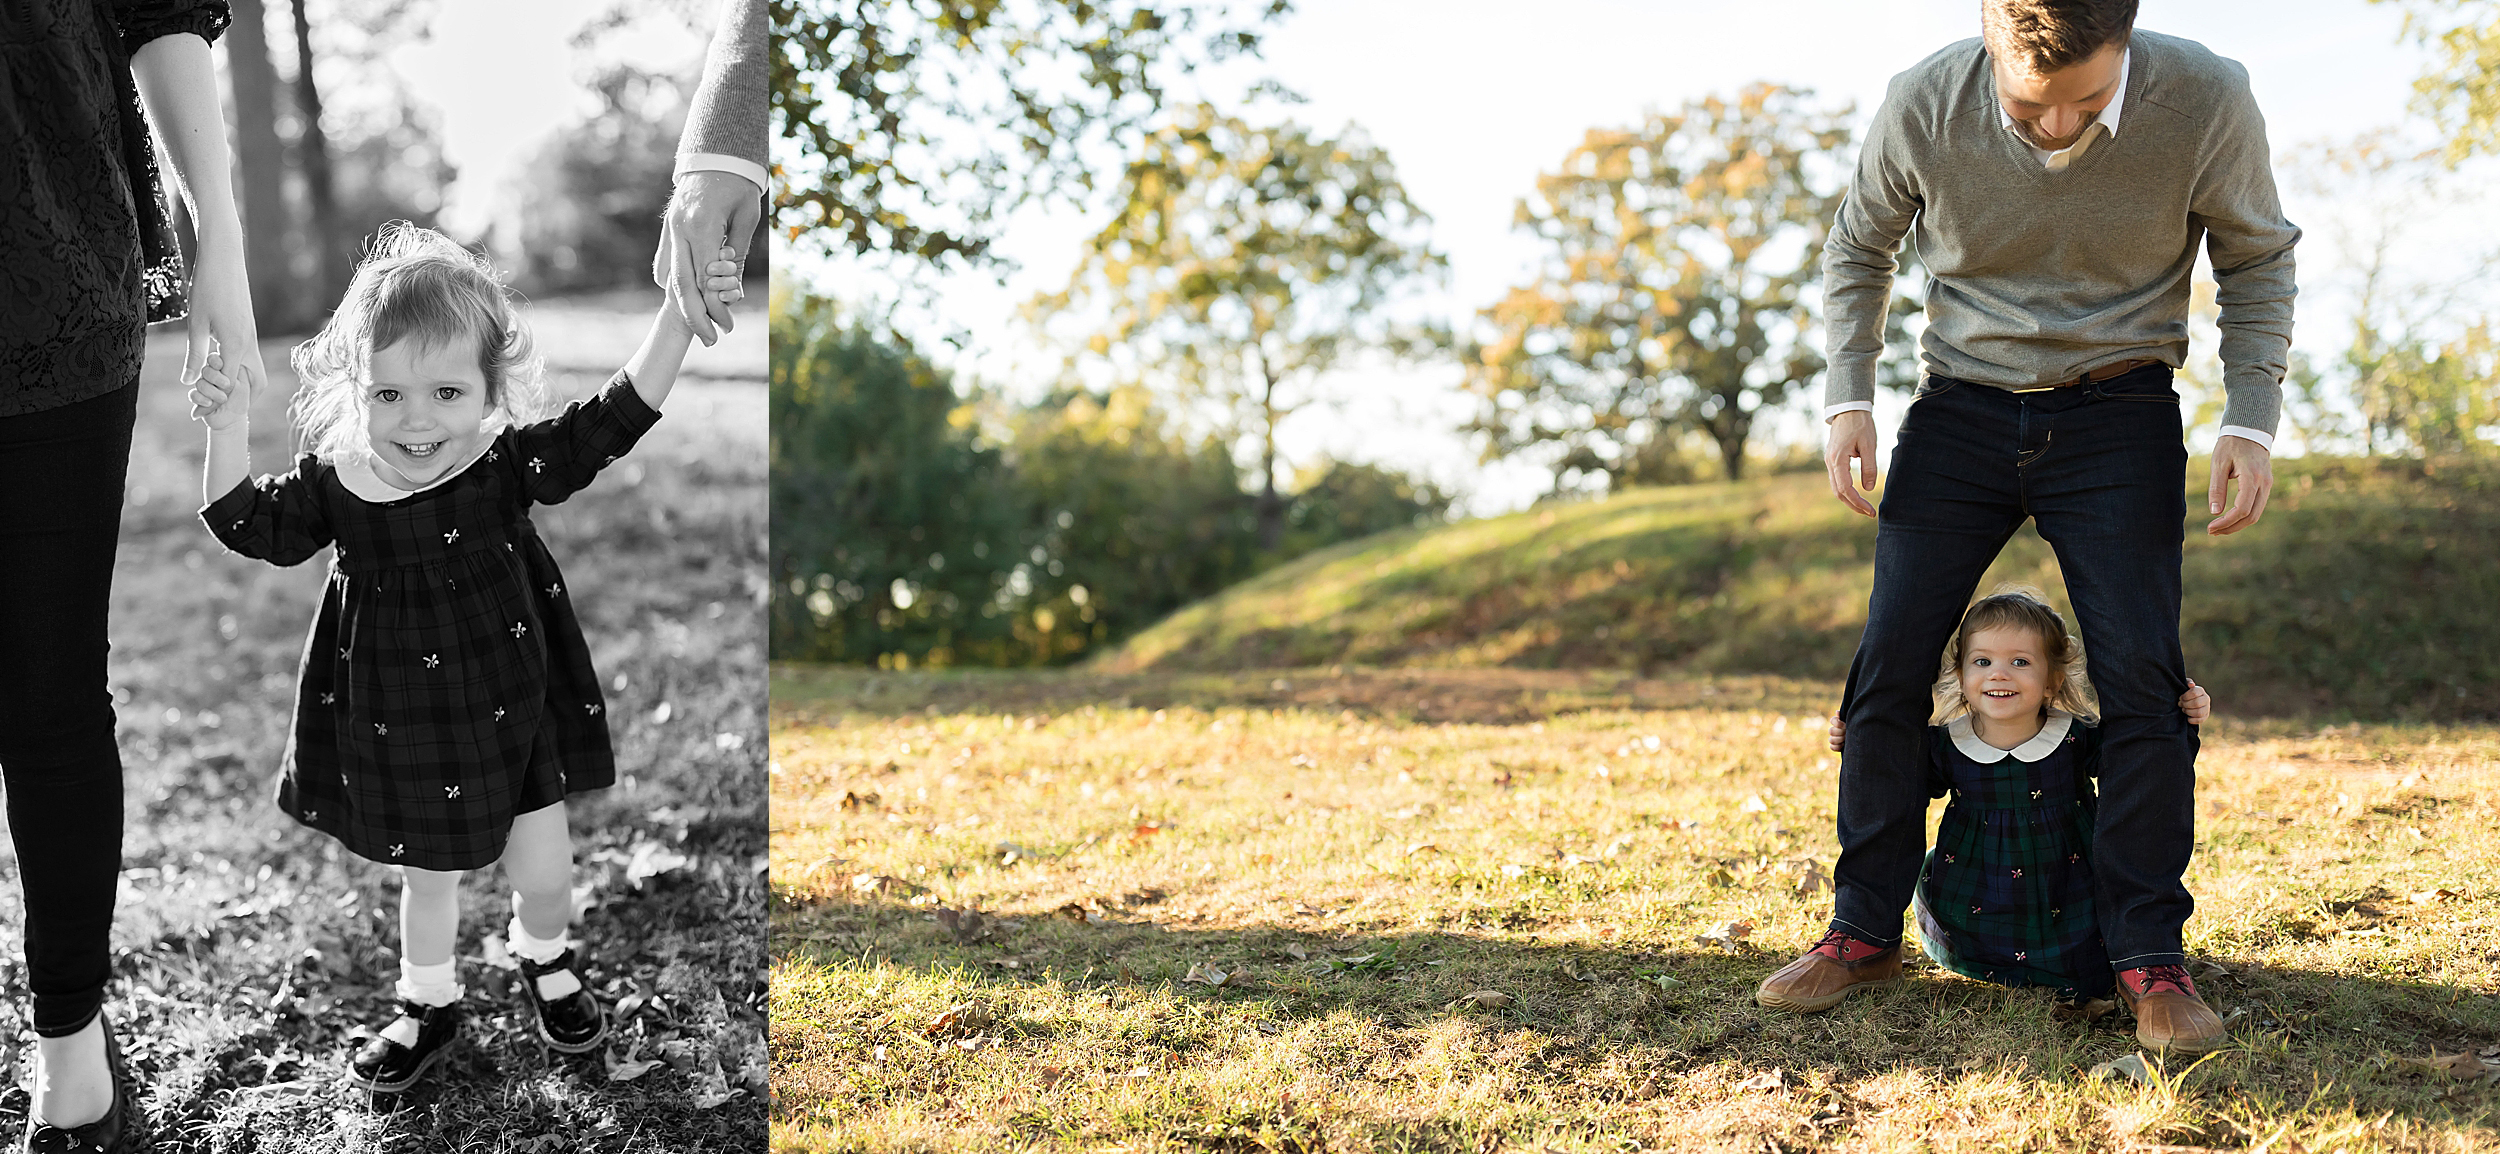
1981, 0, 2137, 74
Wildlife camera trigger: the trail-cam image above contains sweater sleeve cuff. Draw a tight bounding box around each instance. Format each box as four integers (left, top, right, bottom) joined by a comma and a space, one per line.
1823, 401, 1875, 423
2217, 425, 2274, 452
675, 153, 768, 195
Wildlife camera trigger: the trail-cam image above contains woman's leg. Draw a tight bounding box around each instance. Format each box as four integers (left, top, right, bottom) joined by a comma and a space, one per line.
0, 382, 139, 1126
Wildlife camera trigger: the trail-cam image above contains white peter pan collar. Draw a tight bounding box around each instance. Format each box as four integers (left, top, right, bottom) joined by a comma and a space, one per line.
1948, 709, 2073, 763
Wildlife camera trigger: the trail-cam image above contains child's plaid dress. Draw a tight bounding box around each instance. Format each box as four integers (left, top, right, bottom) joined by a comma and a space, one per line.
203, 375, 658, 871
1910, 710, 2114, 1000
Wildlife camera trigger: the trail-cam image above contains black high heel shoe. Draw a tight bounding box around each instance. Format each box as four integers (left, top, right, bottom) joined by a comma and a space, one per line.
22, 1017, 127, 1154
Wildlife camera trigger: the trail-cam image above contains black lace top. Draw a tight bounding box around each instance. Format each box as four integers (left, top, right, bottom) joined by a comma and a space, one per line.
0, 0, 231, 417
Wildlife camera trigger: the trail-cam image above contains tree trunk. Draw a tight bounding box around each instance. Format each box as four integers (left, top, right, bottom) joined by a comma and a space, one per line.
1714, 408, 1750, 481
1255, 348, 1284, 550
222, 0, 296, 330
289, 0, 345, 305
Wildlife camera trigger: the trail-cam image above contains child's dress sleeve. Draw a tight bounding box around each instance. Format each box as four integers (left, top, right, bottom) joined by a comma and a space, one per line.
497, 371, 662, 506
1925, 725, 1952, 799
201, 454, 336, 566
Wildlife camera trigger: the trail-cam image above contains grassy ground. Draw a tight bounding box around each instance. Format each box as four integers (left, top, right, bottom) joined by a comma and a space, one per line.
771, 665, 2500, 1153
1101, 460, 2500, 720
0, 299, 768, 1151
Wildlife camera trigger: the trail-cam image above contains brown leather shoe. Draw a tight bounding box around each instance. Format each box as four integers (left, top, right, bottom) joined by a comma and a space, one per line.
2116, 964, 2226, 1054
1755, 929, 1902, 1013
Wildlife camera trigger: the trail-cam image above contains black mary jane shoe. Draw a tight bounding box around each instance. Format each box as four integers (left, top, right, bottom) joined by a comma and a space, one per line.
346, 999, 462, 1094
23, 1019, 128, 1154
515, 948, 607, 1054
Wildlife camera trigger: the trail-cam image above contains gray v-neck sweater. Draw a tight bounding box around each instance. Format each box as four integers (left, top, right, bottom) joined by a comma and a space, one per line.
1822, 29, 2300, 436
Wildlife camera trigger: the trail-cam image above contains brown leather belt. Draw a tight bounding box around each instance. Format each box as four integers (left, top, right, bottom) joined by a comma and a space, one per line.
2008, 357, 2163, 393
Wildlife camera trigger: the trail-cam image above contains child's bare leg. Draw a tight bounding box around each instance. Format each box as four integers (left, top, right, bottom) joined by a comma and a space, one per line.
397, 866, 465, 1004
500, 803, 580, 994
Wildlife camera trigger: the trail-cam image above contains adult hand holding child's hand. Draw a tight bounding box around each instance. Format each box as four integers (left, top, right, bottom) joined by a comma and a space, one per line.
188, 345, 245, 429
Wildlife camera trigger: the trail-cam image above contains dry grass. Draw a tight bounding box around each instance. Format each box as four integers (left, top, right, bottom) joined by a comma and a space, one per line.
0, 303, 768, 1152
771, 665, 2500, 1153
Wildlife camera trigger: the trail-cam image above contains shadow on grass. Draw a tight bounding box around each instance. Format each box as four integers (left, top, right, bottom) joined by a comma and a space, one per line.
779, 891, 2500, 1142
772, 664, 1843, 727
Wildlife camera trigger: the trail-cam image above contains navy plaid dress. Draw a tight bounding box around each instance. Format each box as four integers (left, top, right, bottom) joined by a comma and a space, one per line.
204, 375, 658, 870
1911, 710, 2114, 1001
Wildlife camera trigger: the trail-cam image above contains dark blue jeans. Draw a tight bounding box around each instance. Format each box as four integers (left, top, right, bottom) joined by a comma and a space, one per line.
1831, 364, 2198, 970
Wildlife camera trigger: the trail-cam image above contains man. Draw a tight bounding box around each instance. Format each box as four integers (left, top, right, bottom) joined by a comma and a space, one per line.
655, 0, 768, 345
1753, 0, 2296, 1054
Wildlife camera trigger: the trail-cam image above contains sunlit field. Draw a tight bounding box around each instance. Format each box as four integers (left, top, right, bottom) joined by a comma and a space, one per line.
772, 666, 2500, 1153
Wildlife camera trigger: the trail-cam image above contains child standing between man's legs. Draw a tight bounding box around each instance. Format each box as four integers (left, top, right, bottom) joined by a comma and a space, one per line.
188, 221, 742, 1090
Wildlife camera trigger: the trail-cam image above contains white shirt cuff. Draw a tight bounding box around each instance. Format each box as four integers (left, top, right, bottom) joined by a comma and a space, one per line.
2217, 425, 2275, 452
674, 153, 767, 195
1822, 401, 1875, 423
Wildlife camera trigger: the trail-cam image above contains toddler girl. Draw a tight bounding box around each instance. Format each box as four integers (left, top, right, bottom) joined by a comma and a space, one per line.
1828, 588, 2208, 1003
187, 223, 740, 1091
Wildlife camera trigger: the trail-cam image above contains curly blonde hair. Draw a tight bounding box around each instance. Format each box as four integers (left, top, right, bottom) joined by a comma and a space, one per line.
287, 221, 547, 460
1931, 585, 2099, 724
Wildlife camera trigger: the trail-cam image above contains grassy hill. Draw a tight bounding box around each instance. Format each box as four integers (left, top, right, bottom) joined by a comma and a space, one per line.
1102, 458, 2500, 720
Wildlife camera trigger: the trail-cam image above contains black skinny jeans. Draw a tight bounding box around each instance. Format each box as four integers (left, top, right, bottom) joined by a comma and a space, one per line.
1831, 365, 2199, 971
0, 379, 134, 1037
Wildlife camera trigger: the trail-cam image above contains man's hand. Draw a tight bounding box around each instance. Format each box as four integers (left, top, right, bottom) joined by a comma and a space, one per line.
2206, 434, 2273, 535
655, 170, 763, 346
1825, 410, 1879, 518
1827, 712, 1847, 753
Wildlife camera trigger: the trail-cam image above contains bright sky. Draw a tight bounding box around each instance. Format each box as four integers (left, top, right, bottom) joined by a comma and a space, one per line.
797, 0, 2497, 515
390, 0, 714, 239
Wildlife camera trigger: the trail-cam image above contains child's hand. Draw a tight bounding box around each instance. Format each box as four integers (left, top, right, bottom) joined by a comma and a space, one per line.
707, 244, 743, 309
1827, 712, 1846, 753
189, 346, 247, 429
2180, 677, 2211, 725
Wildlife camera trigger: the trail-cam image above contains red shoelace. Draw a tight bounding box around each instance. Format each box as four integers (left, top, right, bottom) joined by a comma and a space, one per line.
2126, 963, 2197, 998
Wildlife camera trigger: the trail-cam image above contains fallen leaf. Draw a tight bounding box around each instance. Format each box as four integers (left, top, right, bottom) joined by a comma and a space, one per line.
934, 907, 995, 943
1038, 1066, 1069, 1087
1740, 795, 1769, 813
1054, 903, 1091, 923
1183, 962, 1242, 987
1447, 990, 1514, 1011
1704, 866, 1736, 887
838, 790, 879, 811
1132, 823, 1164, 839
1736, 1069, 1792, 1092
1695, 920, 1754, 948
1648, 973, 1683, 991
1406, 843, 1439, 857
2089, 1053, 2152, 1084
605, 1052, 662, 1083
1283, 943, 1310, 961
1561, 959, 1595, 982
851, 873, 918, 896
2406, 1051, 2486, 1080
925, 1003, 993, 1037
2410, 888, 2461, 904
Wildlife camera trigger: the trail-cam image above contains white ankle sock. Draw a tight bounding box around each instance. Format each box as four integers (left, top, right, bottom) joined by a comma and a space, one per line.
507, 913, 581, 1000
395, 958, 463, 1009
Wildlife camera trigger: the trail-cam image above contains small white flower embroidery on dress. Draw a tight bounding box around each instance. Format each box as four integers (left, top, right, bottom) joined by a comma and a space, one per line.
445, 785, 461, 798
2011, 868, 2023, 878
338, 646, 350, 659
423, 653, 440, 669
546, 583, 561, 597
2031, 789, 2043, 800
493, 706, 506, 720
2069, 853, 2081, 863
303, 809, 317, 821
511, 621, 528, 638
529, 456, 546, 474
2051, 907, 2062, 917
2015, 951, 2028, 961
444, 529, 460, 544
390, 844, 405, 858
585, 703, 602, 716
487, 448, 499, 462
1943, 853, 1955, 863
1970, 905, 1981, 913
605, 454, 618, 464
374, 723, 388, 736
231, 520, 244, 531
320, 692, 336, 705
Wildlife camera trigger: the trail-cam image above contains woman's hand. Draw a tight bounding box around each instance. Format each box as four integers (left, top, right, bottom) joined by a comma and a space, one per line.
1828, 713, 1847, 753
2180, 677, 2211, 725
184, 229, 266, 408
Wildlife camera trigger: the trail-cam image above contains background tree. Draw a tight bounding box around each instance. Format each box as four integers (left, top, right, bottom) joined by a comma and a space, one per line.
770, 0, 1288, 265
1464, 85, 1857, 487
1036, 105, 1447, 547
2377, 0, 2500, 164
